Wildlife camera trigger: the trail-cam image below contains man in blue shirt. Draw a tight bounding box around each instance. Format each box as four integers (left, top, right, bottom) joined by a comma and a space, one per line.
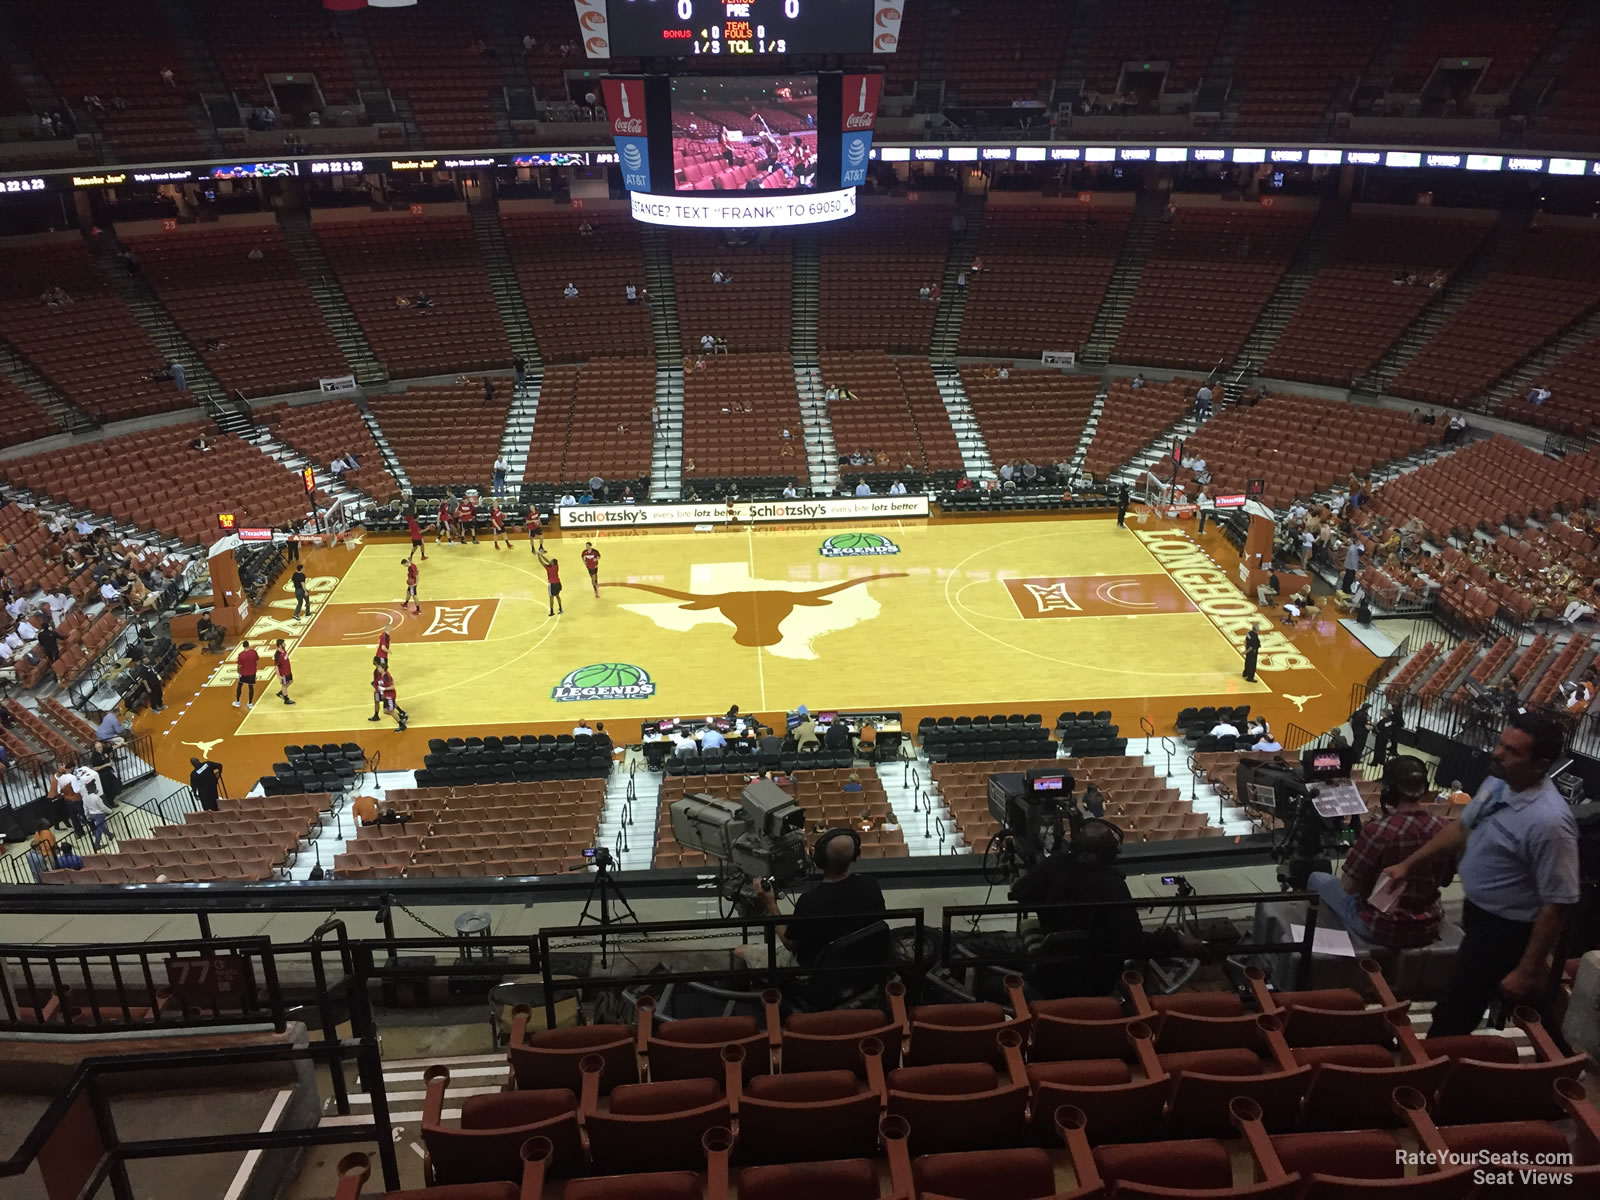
1384, 712, 1579, 1036
96, 708, 125, 743
698, 723, 727, 751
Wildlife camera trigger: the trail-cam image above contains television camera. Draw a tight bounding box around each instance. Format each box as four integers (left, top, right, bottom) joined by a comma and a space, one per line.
982, 766, 1081, 883
1237, 746, 1365, 890
669, 779, 811, 915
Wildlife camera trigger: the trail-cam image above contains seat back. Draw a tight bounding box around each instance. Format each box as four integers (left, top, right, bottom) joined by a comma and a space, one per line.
913, 1146, 1059, 1200
508, 1021, 638, 1095
1165, 1068, 1312, 1139
886, 1063, 1030, 1155
737, 1159, 883, 1200
1432, 1056, 1586, 1124
737, 1073, 881, 1164
420, 1081, 581, 1185
647, 1015, 769, 1083
585, 1079, 731, 1174
1026, 1060, 1165, 1146
1300, 1060, 1451, 1131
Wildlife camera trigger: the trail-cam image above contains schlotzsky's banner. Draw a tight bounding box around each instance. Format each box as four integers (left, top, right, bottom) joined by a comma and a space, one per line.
601, 76, 650, 191
558, 495, 930, 529
1134, 529, 1314, 673
840, 73, 883, 189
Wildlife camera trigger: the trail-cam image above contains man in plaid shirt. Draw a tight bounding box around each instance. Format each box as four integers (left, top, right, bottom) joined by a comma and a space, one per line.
1308, 756, 1452, 948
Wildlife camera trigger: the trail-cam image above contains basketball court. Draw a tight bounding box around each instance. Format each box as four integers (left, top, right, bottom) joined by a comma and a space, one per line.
140, 514, 1378, 785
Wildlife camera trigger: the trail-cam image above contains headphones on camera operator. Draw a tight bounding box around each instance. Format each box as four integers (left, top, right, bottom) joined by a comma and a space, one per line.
1068, 816, 1126, 865
813, 827, 862, 871
1378, 754, 1431, 811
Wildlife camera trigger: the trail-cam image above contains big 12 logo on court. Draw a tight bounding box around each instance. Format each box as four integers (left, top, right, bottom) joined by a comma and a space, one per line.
602, 77, 651, 191
840, 74, 882, 189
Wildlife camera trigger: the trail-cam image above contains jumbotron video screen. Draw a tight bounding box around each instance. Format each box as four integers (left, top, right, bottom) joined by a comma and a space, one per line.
670, 75, 818, 192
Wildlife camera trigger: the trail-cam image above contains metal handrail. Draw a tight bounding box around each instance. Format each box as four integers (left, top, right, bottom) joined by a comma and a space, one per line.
1139, 714, 1156, 754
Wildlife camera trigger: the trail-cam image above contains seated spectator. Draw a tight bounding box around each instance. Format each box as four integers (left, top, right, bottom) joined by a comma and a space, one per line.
563, 282, 579, 299
1308, 756, 1449, 948
854, 480, 872, 497
672, 728, 698, 757
96, 706, 126, 744
1252, 728, 1283, 752
1257, 569, 1281, 608
573, 719, 594, 738
1208, 718, 1239, 739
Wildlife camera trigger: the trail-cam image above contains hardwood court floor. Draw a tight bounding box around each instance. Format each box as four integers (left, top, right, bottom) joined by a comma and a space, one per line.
138, 514, 1385, 786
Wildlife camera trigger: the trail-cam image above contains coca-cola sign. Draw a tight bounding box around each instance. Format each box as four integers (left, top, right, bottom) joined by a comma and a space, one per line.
614, 117, 643, 135
840, 74, 882, 133
601, 76, 652, 193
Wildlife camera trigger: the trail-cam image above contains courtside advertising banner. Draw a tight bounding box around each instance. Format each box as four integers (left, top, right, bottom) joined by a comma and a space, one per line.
602, 77, 650, 191
840, 73, 882, 189
558, 495, 930, 528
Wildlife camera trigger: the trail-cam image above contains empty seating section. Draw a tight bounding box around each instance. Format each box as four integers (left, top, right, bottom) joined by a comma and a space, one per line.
819, 204, 949, 353
943, 1, 1071, 105
936, 757, 1219, 848
1113, 207, 1314, 369
674, 233, 790, 355
1, 423, 314, 545
682, 354, 806, 487
1392, 0, 1565, 94
369, 384, 509, 488
0, 375, 56, 449
558, 359, 657, 491
1085, 0, 1226, 94
523, 364, 578, 486
3, 697, 97, 764
960, 369, 1096, 468
256, 398, 397, 499
11, 0, 203, 160
821, 352, 964, 477
1231, 1, 1390, 136
1081, 378, 1195, 481
42, 794, 326, 885
654, 771, 909, 869
122, 224, 346, 397
1176, 393, 1433, 510
361, 0, 496, 146
341, 780, 606, 878
314, 215, 509, 378
1391, 226, 1600, 405
500, 210, 651, 362
0, 239, 188, 422
1265, 212, 1495, 386
1535, 33, 1600, 148
191, 0, 357, 108
959, 206, 1132, 358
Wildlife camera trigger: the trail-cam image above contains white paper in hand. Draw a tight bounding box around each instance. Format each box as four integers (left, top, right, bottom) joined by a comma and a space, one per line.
1368, 873, 1403, 914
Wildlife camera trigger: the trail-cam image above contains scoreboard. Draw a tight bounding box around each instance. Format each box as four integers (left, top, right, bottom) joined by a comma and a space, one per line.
583, 0, 903, 58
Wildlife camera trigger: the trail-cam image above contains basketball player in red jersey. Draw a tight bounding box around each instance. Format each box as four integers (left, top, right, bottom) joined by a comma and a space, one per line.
581, 541, 601, 597
435, 496, 453, 545
405, 510, 427, 562
374, 630, 390, 670
402, 558, 421, 614
457, 494, 478, 545
273, 638, 295, 705
527, 507, 543, 552
233, 640, 259, 709
536, 547, 564, 616
489, 502, 508, 549
377, 668, 407, 731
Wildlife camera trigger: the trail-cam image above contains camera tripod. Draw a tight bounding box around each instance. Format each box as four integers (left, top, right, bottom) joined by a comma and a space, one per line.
574, 849, 640, 969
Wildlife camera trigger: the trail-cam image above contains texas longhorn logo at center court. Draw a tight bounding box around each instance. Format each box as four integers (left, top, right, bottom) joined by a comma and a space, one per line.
607, 564, 907, 659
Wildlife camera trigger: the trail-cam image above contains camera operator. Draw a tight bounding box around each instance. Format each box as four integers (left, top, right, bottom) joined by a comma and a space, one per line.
1306, 756, 1451, 949
1381, 712, 1578, 1036
1011, 821, 1201, 998
736, 830, 885, 971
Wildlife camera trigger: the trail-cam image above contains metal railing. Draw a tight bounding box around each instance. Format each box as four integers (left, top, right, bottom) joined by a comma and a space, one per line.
0, 1039, 397, 1198
0, 933, 285, 1033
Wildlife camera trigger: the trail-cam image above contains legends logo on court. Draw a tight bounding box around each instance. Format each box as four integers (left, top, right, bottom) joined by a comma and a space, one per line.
820, 532, 901, 558
551, 663, 657, 703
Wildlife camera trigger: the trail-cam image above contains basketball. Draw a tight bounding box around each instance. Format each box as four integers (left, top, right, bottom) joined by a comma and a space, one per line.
829, 532, 882, 550
567, 663, 644, 689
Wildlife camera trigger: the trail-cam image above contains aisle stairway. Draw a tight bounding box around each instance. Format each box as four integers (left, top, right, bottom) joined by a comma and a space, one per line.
494, 372, 543, 497
1081, 191, 1164, 367
1108, 410, 1204, 490
640, 228, 683, 367
791, 231, 820, 361
95, 231, 224, 402
931, 365, 994, 480
930, 191, 985, 361
1355, 208, 1531, 396
469, 202, 541, 369
793, 362, 837, 495
1482, 303, 1600, 410
650, 367, 684, 501
1229, 195, 1347, 380
278, 211, 386, 386
0, 335, 94, 434
355, 399, 412, 493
